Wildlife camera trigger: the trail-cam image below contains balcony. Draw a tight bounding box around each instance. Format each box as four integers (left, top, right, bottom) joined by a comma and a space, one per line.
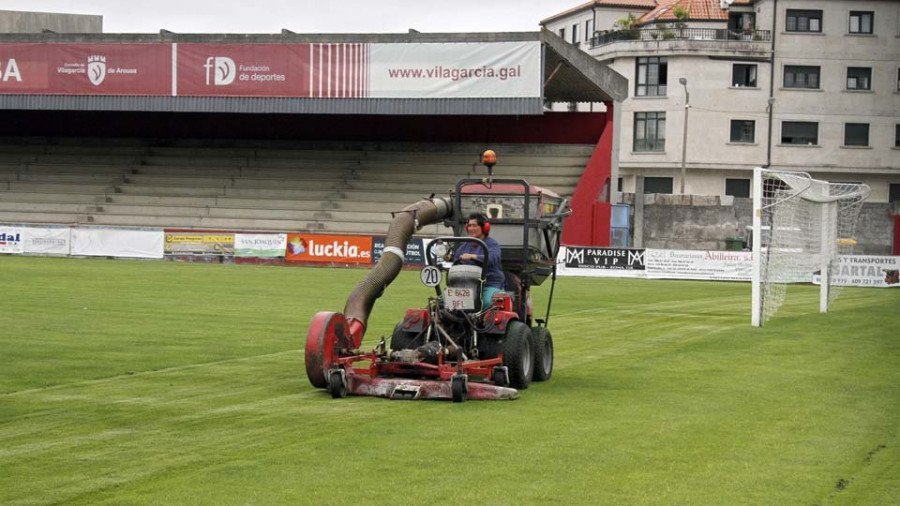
590, 28, 772, 47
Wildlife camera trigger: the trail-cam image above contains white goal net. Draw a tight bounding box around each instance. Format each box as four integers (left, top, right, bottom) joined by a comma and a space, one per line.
751, 168, 870, 327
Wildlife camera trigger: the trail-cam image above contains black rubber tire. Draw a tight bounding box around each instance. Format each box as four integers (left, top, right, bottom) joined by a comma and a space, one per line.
502, 321, 533, 390
327, 371, 347, 399
491, 366, 509, 387
451, 375, 468, 403
390, 322, 422, 351
531, 327, 554, 382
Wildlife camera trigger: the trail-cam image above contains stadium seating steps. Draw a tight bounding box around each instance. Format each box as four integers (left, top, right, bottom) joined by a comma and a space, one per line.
0, 138, 591, 236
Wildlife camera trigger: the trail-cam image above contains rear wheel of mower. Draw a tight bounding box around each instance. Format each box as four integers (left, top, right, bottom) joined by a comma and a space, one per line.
531, 327, 554, 382
502, 321, 533, 390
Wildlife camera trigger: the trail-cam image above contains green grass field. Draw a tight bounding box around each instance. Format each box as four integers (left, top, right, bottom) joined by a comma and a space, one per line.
1, 255, 898, 505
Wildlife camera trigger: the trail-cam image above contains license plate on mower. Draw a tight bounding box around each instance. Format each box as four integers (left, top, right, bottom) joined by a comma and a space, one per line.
445, 287, 475, 310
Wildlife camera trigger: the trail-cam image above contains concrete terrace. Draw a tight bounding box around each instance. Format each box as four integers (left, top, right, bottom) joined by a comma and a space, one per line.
0, 138, 592, 235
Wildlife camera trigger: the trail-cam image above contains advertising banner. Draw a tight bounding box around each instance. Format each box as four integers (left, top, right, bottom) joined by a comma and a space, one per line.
813, 255, 900, 288
1, 42, 540, 99
369, 41, 541, 98
177, 43, 348, 98
645, 249, 752, 281
0, 43, 171, 95
234, 233, 287, 258
285, 234, 372, 264
164, 231, 234, 255
557, 246, 647, 278
372, 236, 425, 265
22, 226, 70, 255
71, 227, 164, 259
0, 225, 24, 254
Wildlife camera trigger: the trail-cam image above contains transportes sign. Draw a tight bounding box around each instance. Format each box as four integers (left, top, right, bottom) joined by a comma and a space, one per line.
813, 255, 900, 288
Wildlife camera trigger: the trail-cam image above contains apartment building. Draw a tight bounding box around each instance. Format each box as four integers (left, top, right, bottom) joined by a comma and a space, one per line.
541, 0, 900, 205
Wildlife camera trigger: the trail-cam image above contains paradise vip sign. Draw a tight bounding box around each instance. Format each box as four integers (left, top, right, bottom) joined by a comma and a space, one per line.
0, 41, 540, 99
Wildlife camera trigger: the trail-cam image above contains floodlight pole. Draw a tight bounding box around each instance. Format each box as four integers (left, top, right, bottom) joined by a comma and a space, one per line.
679, 77, 690, 194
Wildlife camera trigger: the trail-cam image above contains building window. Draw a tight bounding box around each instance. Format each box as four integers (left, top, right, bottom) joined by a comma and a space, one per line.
849, 11, 874, 34
897, 69, 900, 91
732, 64, 758, 87
636, 57, 667, 96
784, 65, 820, 89
572, 24, 579, 44
890, 184, 900, 203
558, 27, 565, 40
634, 112, 666, 152
644, 177, 673, 194
729, 12, 755, 31
896, 124, 900, 148
847, 67, 872, 90
586, 19, 593, 42
730, 120, 756, 143
844, 123, 870, 147
786, 9, 822, 32
726, 178, 751, 198
782, 121, 818, 145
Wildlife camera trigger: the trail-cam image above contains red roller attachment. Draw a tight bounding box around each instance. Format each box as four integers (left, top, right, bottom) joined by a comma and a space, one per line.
305, 311, 352, 388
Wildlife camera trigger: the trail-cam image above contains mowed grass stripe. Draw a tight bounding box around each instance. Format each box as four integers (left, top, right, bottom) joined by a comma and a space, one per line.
1, 256, 898, 505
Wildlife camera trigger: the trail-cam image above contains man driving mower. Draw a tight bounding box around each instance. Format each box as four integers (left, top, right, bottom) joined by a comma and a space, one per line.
452, 212, 504, 308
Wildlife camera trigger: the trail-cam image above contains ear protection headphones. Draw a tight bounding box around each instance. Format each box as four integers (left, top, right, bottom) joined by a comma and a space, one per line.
469, 213, 490, 235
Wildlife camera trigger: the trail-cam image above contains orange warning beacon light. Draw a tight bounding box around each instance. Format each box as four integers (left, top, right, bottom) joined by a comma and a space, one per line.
481, 149, 497, 169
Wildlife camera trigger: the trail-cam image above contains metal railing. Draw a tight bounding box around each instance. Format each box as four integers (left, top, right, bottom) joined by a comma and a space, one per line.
590, 28, 772, 47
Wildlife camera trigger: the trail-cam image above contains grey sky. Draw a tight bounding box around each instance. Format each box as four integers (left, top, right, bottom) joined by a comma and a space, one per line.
5, 1, 579, 34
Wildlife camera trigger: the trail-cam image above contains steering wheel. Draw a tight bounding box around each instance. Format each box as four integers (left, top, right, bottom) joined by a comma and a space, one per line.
452, 255, 483, 267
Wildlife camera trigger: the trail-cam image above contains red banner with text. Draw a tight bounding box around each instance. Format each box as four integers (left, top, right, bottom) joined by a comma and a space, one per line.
0, 41, 539, 99
0, 43, 171, 95
285, 233, 372, 264
176, 43, 369, 98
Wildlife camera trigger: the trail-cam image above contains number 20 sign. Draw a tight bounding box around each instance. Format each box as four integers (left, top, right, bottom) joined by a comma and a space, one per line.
420, 266, 441, 287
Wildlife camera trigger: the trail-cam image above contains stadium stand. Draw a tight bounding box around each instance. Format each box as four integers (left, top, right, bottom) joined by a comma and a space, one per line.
0, 138, 591, 235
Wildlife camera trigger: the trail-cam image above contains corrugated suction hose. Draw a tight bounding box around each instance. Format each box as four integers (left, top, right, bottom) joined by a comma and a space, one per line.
343, 196, 452, 346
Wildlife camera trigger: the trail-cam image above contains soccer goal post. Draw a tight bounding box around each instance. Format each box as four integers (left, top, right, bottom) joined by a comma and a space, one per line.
751, 168, 870, 327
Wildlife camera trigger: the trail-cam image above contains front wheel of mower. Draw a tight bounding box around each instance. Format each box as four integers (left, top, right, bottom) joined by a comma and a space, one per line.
531, 327, 554, 382
502, 321, 533, 390
327, 370, 347, 399
491, 366, 509, 387
451, 374, 468, 403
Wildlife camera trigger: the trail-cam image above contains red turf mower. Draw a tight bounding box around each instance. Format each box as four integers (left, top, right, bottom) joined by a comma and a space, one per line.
305, 152, 569, 402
